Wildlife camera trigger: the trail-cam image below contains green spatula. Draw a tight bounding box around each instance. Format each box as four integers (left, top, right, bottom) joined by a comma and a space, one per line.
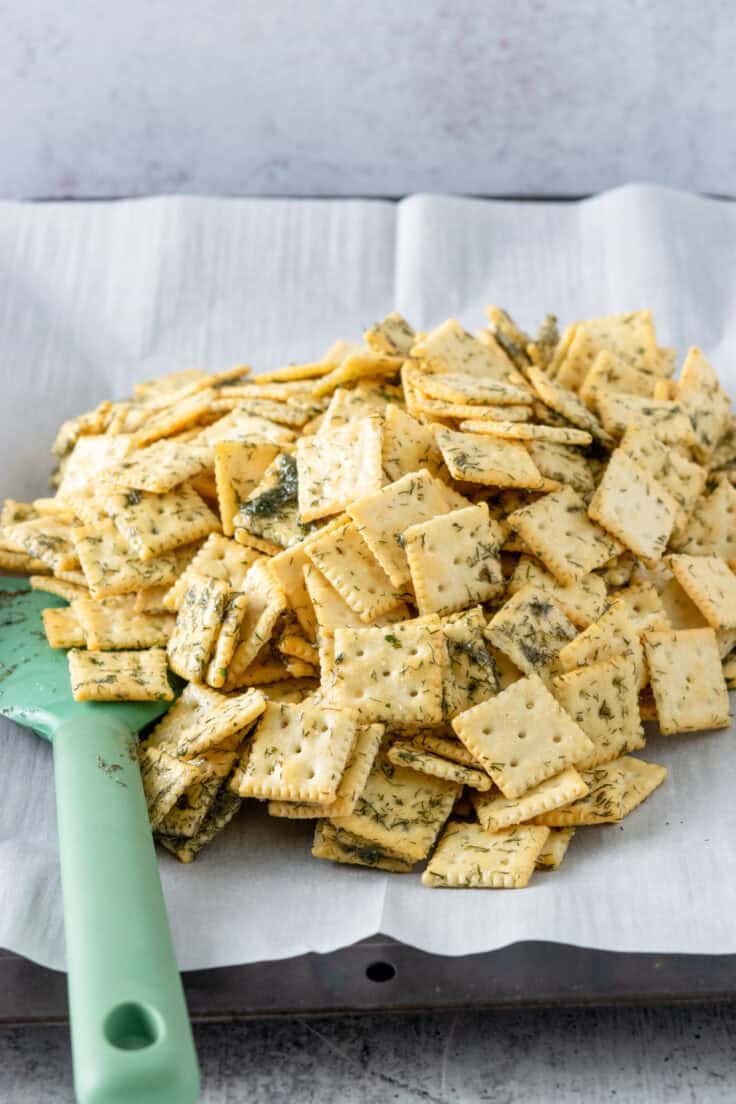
0, 577, 200, 1104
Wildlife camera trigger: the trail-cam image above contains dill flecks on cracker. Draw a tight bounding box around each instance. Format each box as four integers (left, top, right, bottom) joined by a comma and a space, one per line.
4, 306, 733, 876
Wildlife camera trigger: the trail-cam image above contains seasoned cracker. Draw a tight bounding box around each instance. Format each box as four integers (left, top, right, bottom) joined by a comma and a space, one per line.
526, 441, 595, 497
471, 767, 588, 830
528, 365, 614, 447
422, 822, 549, 889
441, 607, 500, 718
435, 427, 544, 489
157, 750, 237, 839
42, 606, 86, 649
365, 311, 416, 357
507, 557, 607, 628
330, 755, 461, 862
305, 519, 407, 621
105, 483, 219, 561
404, 503, 504, 616
30, 575, 89, 602
218, 559, 287, 688
382, 404, 444, 482
535, 827, 576, 870
506, 486, 622, 585
597, 393, 695, 445
588, 450, 678, 567
667, 555, 736, 630
68, 647, 173, 702
311, 821, 414, 872
412, 319, 518, 383
102, 439, 211, 494
387, 740, 492, 790
643, 627, 730, 735
3, 516, 79, 573
532, 756, 667, 826
412, 731, 482, 768
457, 420, 592, 445
163, 533, 258, 611
268, 722, 383, 819
159, 790, 243, 863
558, 599, 646, 689
578, 349, 655, 411
214, 440, 280, 536
414, 370, 529, 407
484, 584, 578, 680
139, 746, 203, 829
166, 573, 230, 682
551, 655, 645, 768
452, 673, 594, 799
146, 683, 266, 758
73, 522, 197, 598
676, 346, 731, 462
297, 417, 383, 523
669, 479, 736, 560
75, 595, 175, 650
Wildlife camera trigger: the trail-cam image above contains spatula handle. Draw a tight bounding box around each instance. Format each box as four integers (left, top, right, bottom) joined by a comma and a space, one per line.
53, 714, 200, 1104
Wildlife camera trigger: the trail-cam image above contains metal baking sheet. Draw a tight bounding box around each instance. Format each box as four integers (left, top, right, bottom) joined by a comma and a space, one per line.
3, 939, 736, 1025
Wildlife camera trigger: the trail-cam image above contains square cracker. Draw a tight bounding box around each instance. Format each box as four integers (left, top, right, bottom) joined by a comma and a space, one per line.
3, 516, 79, 573
422, 822, 550, 889
411, 318, 519, 383
303, 562, 407, 637
73, 522, 197, 598
412, 732, 482, 768
311, 821, 414, 873
199, 407, 296, 447
535, 827, 576, 870
668, 555, 736, 630
382, 404, 444, 482
471, 767, 588, 831
214, 440, 280, 536
164, 533, 258, 611
441, 607, 500, 719
526, 441, 595, 497
413, 370, 529, 407
75, 595, 175, 650
348, 468, 468, 587
365, 311, 416, 357
101, 439, 211, 494
676, 346, 731, 462
588, 450, 678, 567
68, 647, 173, 702
578, 349, 655, 411
235, 452, 317, 551
619, 427, 706, 532
147, 683, 266, 758
435, 427, 544, 489
305, 519, 407, 622
532, 756, 667, 826
404, 503, 504, 616
158, 790, 243, 863
597, 393, 695, 446
386, 740, 492, 791
139, 747, 203, 829
507, 556, 607, 628
558, 599, 646, 690
330, 755, 461, 862
457, 420, 592, 445
329, 616, 445, 727
104, 484, 220, 561
484, 584, 578, 680
613, 583, 670, 633
296, 416, 383, 523
267, 523, 350, 640
643, 627, 730, 735
551, 655, 644, 769
527, 366, 614, 447
219, 559, 287, 689
268, 722, 384, 819
42, 606, 86, 649
157, 749, 238, 839
233, 701, 358, 803
669, 479, 736, 560
507, 486, 622, 585
167, 573, 230, 682
452, 673, 594, 799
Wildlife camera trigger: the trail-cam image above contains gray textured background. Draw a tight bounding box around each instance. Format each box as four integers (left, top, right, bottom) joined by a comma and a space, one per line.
2, 0, 735, 199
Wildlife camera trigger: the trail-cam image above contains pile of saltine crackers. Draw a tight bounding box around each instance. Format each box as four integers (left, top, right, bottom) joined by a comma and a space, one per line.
1, 307, 735, 887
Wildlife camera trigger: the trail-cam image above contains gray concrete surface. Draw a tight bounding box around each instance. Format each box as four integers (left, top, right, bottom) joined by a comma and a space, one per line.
2, 1003, 735, 1102
1, 0, 735, 199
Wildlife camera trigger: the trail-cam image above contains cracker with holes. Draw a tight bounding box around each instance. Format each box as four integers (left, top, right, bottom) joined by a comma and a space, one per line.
296, 416, 383, 523
670, 479, 736, 560
471, 767, 588, 831
167, 573, 230, 682
422, 822, 550, 889
104, 484, 219, 560
42, 606, 86, 649
329, 616, 445, 727
676, 346, 731, 462
147, 683, 265, 758
532, 756, 667, 826
102, 439, 212, 494
614, 583, 670, 633
667, 555, 736, 630
588, 450, 678, 566
441, 607, 500, 718
75, 595, 175, 650
73, 522, 197, 598
404, 502, 504, 616
164, 533, 258, 611
507, 557, 607, 628
68, 647, 173, 702
578, 349, 656, 410
452, 673, 594, 799
214, 440, 280, 536
267, 525, 347, 640
435, 427, 545, 489
526, 441, 594, 497
485, 585, 578, 680
233, 701, 358, 803
312, 821, 414, 872
643, 628, 730, 735
387, 740, 492, 790
558, 599, 646, 689
234, 453, 317, 551
528, 366, 614, 447
619, 427, 706, 532
329, 755, 461, 862
268, 722, 384, 819
597, 393, 695, 446
31, 575, 88, 602
551, 655, 644, 768
507, 486, 622, 585
348, 468, 467, 587
305, 519, 407, 622
381, 404, 444, 482
3, 516, 79, 573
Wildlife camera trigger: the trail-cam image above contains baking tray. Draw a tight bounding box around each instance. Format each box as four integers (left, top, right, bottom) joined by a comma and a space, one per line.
3, 938, 736, 1024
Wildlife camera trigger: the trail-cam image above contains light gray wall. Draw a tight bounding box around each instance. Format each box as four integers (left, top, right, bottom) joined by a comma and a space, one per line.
2, 0, 735, 198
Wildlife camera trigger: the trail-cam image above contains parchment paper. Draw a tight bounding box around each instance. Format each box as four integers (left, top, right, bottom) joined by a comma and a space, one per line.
2, 185, 736, 972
